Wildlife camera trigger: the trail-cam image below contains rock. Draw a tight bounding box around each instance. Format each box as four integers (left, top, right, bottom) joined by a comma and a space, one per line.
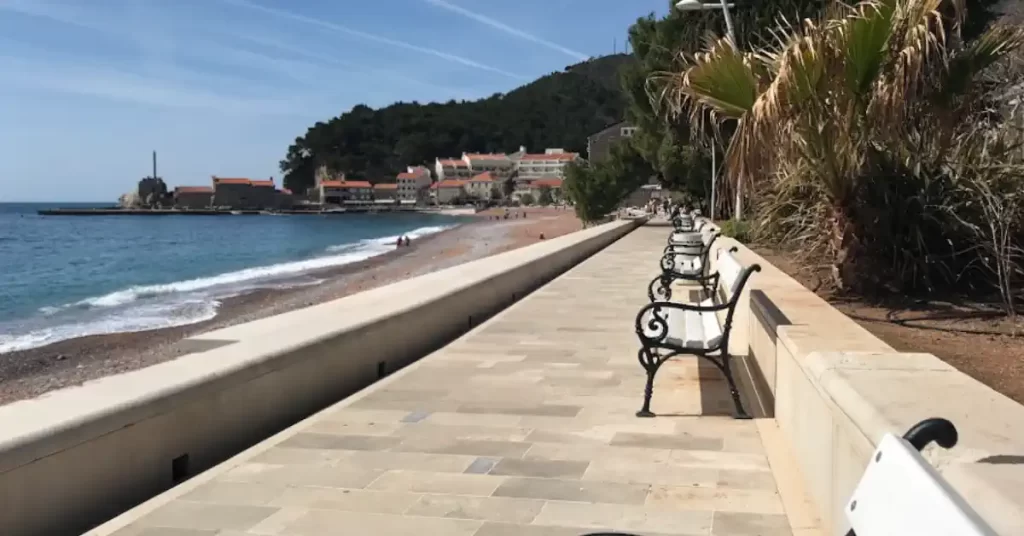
55, 354, 68, 361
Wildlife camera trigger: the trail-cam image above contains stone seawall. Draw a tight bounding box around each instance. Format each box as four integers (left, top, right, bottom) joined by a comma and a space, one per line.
0, 218, 642, 536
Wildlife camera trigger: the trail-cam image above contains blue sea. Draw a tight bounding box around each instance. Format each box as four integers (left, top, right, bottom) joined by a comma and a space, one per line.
0, 203, 463, 353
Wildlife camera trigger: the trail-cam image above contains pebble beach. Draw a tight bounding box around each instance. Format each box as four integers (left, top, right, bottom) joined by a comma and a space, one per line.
0, 208, 582, 404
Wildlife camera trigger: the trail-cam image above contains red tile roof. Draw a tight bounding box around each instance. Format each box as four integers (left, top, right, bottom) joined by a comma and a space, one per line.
438, 158, 468, 167
212, 177, 252, 185
470, 171, 495, 182
532, 178, 564, 188
521, 153, 578, 162
435, 179, 468, 188
322, 180, 372, 188
251, 179, 275, 188
374, 183, 398, 190
175, 186, 213, 194
397, 172, 425, 180
465, 153, 510, 161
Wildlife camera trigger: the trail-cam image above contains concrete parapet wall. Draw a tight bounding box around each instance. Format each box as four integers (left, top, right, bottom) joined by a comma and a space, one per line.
0, 219, 642, 536
707, 236, 1024, 535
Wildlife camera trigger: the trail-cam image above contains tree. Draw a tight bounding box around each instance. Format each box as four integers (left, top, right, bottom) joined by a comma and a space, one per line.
622, 0, 832, 209
563, 141, 653, 224
537, 186, 553, 206
280, 55, 636, 193
490, 185, 503, 201
520, 193, 536, 206
662, 0, 1024, 293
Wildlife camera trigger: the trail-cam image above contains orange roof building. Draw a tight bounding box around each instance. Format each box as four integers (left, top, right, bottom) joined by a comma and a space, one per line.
433, 179, 468, 189
532, 177, 564, 188
469, 171, 495, 182
174, 186, 214, 194
211, 177, 252, 186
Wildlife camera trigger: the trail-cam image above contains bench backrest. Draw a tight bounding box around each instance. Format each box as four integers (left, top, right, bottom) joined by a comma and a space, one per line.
713, 248, 760, 356
846, 433, 995, 536
715, 248, 755, 304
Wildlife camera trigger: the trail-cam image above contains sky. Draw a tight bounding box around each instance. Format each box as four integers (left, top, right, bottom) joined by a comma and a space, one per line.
0, 0, 671, 202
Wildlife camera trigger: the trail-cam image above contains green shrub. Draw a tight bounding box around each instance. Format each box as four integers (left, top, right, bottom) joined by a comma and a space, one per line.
718, 219, 753, 243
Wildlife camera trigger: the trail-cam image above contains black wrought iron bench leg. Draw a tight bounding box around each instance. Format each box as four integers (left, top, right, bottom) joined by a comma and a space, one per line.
636, 347, 662, 418
718, 355, 751, 419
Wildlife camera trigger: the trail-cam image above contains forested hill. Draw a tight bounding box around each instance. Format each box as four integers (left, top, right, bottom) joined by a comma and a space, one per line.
280, 54, 636, 193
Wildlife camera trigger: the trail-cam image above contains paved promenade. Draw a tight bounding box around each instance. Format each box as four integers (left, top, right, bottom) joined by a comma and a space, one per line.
95, 226, 804, 536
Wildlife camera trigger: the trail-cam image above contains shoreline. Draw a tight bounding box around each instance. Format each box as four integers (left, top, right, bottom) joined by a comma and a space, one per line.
0, 208, 581, 405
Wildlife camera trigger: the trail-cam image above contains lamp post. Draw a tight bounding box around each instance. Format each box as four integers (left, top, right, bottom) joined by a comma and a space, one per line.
675, 0, 742, 221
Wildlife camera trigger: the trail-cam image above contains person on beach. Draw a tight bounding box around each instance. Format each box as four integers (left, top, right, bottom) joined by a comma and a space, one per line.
396, 236, 404, 248
403, 236, 411, 247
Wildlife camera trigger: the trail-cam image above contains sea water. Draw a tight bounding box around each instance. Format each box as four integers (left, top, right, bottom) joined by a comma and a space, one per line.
0, 203, 464, 353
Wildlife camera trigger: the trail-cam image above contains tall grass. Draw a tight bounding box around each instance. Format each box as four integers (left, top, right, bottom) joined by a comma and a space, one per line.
653, 0, 1024, 312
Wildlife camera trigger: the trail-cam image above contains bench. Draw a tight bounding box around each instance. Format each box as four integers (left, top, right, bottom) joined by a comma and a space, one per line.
672, 212, 695, 232
665, 221, 711, 254
635, 247, 761, 418
845, 418, 995, 535
649, 228, 721, 301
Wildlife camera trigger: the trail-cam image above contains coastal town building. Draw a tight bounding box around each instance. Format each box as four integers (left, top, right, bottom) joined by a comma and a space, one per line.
372, 183, 399, 204
173, 186, 213, 209
587, 121, 636, 163
463, 153, 514, 179
276, 188, 295, 209
513, 176, 563, 203
435, 158, 473, 181
319, 180, 373, 205
249, 179, 278, 208
465, 171, 497, 200
431, 179, 467, 204
529, 177, 564, 202
396, 168, 431, 204
206, 177, 285, 209
512, 149, 580, 181
318, 180, 346, 205
212, 177, 257, 208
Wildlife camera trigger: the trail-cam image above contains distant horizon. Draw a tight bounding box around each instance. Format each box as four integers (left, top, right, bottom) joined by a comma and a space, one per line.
0, 0, 669, 202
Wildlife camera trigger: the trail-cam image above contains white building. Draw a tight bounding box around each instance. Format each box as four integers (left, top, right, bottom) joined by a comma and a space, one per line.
435, 158, 473, 181
466, 171, 497, 200
511, 148, 580, 181
463, 153, 514, 179
396, 167, 431, 205
430, 179, 468, 204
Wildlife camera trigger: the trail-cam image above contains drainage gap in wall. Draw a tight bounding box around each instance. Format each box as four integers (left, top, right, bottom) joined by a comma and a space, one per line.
467, 315, 474, 329
377, 360, 388, 379
171, 454, 190, 484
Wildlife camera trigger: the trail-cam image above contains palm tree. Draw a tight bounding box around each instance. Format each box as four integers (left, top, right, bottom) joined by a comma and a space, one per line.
654, 0, 1023, 292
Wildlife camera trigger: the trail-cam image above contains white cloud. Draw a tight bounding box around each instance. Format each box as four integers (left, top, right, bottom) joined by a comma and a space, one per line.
217, 0, 526, 80
422, 0, 588, 61
229, 33, 477, 100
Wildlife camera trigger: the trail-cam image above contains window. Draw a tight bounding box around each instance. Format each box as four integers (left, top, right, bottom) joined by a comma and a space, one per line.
621, 127, 637, 137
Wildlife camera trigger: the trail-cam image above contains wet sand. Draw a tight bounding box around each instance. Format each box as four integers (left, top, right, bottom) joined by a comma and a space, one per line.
0, 207, 582, 405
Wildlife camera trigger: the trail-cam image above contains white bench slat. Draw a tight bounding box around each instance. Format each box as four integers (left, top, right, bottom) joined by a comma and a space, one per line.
846, 433, 995, 536
716, 249, 744, 297
670, 256, 702, 275
642, 300, 723, 350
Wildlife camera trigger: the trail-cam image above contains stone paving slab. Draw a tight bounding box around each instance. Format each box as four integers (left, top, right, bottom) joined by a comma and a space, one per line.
94, 226, 795, 536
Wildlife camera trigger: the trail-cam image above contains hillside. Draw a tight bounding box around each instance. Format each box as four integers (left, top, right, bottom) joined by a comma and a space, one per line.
280, 54, 636, 193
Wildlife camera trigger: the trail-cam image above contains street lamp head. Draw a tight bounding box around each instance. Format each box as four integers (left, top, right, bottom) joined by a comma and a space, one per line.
675, 0, 735, 10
